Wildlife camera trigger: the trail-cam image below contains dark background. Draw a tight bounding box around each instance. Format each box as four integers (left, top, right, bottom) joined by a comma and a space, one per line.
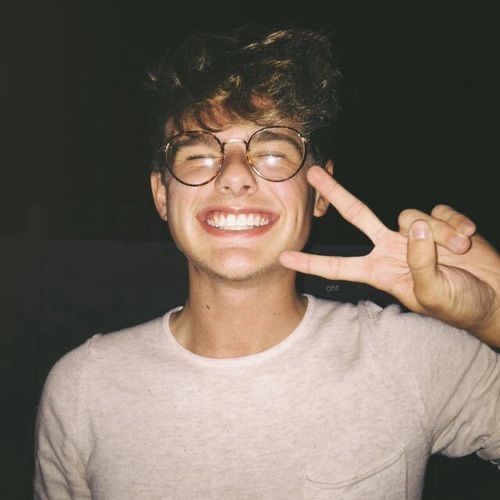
2, 0, 499, 245
2, 0, 499, 497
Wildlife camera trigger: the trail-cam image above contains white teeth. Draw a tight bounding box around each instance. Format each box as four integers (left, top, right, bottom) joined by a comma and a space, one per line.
219, 225, 255, 231
207, 212, 271, 230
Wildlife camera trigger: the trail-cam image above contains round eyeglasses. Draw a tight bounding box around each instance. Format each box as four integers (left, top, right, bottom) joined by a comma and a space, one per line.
159, 126, 308, 186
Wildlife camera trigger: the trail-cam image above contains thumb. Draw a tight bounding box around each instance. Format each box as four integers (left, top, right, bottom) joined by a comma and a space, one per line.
407, 220, 441, 305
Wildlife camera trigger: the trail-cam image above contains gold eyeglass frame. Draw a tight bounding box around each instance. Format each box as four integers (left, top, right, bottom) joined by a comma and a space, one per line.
159, 125, 309, 187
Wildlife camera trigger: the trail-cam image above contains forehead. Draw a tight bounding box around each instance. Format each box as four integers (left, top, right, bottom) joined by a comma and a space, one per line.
163, 103, 302, 140
164, 118, 303, 142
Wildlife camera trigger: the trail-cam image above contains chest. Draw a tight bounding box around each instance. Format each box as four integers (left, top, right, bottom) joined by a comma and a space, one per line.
84, 361, 428, 498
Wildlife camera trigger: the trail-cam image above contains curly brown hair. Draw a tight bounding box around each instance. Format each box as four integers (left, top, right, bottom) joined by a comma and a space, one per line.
148, 27, 341, 172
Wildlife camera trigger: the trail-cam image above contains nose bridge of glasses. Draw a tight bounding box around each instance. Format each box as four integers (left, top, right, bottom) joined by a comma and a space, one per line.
221, 138, 249, 151
216, 137, 259, 185
220, 137, 251, 164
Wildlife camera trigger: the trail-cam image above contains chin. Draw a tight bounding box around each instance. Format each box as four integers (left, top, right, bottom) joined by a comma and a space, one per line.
191, 256, 284, 283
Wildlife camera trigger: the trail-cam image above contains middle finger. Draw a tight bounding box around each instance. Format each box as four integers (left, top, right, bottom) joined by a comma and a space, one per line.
307, 166, 388, 244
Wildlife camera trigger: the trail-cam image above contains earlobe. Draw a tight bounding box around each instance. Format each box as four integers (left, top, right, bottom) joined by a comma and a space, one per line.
150, 172, 168, 221
313, 160, 334, 217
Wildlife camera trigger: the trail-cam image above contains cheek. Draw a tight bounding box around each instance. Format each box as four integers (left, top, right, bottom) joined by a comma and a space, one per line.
273, 180, 314, 218
165, 186, 193, 228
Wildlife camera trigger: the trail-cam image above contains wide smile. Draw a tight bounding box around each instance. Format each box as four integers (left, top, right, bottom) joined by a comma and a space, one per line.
207, 211, 271, 230
197, 208, 278, 237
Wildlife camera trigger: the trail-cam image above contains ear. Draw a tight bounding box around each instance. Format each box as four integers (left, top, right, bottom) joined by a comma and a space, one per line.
150, 172, 168, 221
313, 160, 334, 217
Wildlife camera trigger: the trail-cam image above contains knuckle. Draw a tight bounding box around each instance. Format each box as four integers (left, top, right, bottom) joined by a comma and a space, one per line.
431, 204, 453, 219
409, 255, 430, 273
323, 183, 337, 202
305, 255, 314, 274
432, 221, 453, 240
344, 199, 364, 221
398, 208, 419, 228
431, 203, 450, 213
329, 258, 340, 279
414, 285, 441, 309
448, 212, 467, 226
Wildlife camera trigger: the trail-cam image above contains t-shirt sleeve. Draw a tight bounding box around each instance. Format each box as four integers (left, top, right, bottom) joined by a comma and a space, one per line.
34, 341, 93, 499
364, 302, 500, 468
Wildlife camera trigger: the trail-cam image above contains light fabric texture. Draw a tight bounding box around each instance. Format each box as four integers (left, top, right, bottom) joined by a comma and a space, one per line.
34, 295, 500, 499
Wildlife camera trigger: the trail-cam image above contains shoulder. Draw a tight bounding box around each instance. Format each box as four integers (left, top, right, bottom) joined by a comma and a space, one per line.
310, 294, 474, 341
42, 315, 166, 397
354, 299, 487, 361
306, 294, 411, 339
306, 294, 487, 361
88, 316, 165, 360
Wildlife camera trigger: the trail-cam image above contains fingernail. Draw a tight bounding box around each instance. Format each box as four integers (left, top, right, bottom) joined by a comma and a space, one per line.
410, 221, 429, 239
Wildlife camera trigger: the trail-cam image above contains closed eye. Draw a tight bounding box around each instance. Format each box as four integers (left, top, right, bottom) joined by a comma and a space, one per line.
186, 155, 219, 160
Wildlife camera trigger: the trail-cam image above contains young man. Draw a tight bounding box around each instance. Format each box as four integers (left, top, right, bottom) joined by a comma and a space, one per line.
34, 28, 500, 498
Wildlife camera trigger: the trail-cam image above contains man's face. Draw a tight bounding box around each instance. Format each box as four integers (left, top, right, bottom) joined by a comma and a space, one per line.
151, 119, 330, 283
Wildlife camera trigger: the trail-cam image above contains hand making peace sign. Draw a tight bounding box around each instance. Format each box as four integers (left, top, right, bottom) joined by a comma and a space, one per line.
280, 166, 500, 347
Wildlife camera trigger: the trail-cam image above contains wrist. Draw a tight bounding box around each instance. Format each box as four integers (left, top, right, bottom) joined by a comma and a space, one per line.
470, 306, 500, 349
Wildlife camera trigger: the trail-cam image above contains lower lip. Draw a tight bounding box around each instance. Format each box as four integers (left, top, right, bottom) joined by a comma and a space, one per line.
199, 219, 276, 237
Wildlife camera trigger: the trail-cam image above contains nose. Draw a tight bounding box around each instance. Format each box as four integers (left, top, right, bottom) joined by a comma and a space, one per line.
214, 139, 258, 195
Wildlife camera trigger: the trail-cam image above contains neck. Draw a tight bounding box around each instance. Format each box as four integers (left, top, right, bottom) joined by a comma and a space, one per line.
170, 267, 307, 358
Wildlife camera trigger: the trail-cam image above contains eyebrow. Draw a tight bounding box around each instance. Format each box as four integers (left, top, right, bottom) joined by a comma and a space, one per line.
170, 133, 218, 148
251, 130, 304, 155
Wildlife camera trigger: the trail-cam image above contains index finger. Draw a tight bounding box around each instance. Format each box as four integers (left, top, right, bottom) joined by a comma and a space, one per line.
279, 250, 369, 283
307, 166, 388, 244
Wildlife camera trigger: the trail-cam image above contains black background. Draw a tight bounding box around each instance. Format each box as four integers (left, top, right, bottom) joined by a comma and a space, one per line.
1, 1, 499, 497
2, 0, 499, 245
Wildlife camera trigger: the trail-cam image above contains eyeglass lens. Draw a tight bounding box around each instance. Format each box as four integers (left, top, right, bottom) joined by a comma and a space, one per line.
165, 127, 305, 185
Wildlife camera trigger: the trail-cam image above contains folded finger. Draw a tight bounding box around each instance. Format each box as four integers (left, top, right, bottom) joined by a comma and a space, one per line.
399, 208, 472, 254
430, 204, 476, 236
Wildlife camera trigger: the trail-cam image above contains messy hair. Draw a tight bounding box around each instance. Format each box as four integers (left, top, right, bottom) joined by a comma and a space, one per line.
148, 27, 341, 172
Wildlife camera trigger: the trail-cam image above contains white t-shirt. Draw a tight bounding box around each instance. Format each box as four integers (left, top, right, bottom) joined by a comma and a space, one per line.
34, 296, 500, 499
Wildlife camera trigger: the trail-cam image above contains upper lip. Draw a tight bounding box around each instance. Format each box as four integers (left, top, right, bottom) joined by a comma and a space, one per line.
197, 206, 279, 222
